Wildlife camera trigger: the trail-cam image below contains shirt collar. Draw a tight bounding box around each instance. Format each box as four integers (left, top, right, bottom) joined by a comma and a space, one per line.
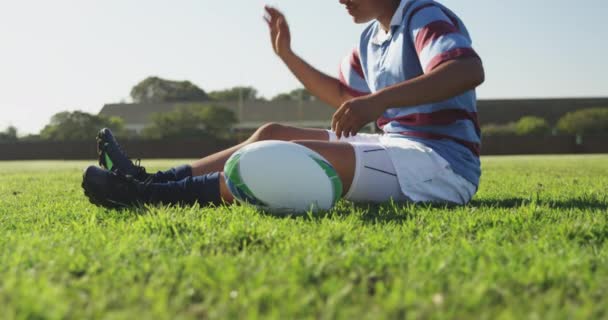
370, 0, 413, 45
390, 0, 411, 27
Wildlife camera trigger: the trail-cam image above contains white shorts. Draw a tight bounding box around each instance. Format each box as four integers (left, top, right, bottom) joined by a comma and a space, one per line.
327, 131, 477, 205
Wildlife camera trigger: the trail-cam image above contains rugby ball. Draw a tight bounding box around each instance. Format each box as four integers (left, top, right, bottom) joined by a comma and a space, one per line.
224, 140, 343, 213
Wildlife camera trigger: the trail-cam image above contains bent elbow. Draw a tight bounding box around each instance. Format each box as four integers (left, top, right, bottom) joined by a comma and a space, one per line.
476, 67, 485, 87
473, 60, 485, 87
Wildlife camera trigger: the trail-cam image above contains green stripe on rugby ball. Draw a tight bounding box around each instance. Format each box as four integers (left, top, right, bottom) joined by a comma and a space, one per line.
311, 157, 342, 206
224, 151, 265, 205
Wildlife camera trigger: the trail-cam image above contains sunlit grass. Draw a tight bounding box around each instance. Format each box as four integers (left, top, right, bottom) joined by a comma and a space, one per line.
0, 156, 607, 319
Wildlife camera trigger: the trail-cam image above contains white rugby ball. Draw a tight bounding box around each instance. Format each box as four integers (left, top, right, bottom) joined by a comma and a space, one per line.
224, 140, 343, 213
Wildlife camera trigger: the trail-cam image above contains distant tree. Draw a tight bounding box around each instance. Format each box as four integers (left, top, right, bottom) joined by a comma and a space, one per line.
514, 116, 551, 136
557, 108, 608, 135
130, 76, 210, 103
40, 111, 126, 141
208, 86, 259, 101
271, 93, 292, 102
142, 104, 237, 140
483, 116, 552, 137
271, 88, 315, 102
0, 126, 18, 143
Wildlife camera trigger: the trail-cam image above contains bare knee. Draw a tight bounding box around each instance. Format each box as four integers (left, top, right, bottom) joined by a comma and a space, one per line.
249, 122, 287, 142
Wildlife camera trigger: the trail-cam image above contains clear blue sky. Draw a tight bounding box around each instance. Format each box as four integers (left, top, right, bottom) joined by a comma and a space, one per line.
1, 0, 607, 134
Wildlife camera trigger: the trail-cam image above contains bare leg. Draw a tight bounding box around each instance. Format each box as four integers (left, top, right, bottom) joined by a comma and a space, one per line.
217, 140, 356, 203
291, 141, 356, 195
219, 173, 235, 203
191, 123, 330, 176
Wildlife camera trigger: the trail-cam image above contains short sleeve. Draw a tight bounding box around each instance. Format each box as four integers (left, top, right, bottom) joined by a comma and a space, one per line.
409, 5, 480, 73
338, 48, 371, 97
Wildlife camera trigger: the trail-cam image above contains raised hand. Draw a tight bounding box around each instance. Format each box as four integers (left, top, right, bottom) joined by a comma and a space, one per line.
264, 6, 292, 59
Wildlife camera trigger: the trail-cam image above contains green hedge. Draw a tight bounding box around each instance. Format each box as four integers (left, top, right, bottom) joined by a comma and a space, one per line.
557, 108, 608, 135
482, 116, 551, 136
514, 116, 551, 136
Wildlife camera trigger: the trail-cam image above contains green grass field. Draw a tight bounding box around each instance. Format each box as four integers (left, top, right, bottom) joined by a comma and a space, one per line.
1, 155, 607, 319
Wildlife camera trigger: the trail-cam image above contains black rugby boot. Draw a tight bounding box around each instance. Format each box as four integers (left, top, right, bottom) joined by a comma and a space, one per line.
82, 166, 222, 209
82, 166, 147, 209
96, 128, 150, 180
97, 128, 194, 183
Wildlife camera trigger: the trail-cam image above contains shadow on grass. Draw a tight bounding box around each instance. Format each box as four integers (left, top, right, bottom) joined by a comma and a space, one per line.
259, 201, 457, 224
91, 196, 606, 225
259, 195, 608, 224
470, 197, 608, 210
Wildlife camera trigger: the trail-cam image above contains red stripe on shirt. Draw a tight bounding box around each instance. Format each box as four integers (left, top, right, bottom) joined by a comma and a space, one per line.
425, 47, 479, 73
349, 49, 365, 79
415, 20, 459, 54
338, 69, 368, 97
398, 131, 481, 157
377, 109, 481, 134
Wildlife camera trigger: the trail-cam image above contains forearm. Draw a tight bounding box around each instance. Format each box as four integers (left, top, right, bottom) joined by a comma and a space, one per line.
281, 50, 353, 109
370, 57, 485, 109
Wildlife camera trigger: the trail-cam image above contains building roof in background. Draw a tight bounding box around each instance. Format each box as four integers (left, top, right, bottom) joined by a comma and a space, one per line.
99, 102, 177, 125
99, 100, 335, 129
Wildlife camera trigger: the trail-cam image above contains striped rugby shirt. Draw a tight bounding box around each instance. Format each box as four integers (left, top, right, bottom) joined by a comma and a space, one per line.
339, 0, 482, 187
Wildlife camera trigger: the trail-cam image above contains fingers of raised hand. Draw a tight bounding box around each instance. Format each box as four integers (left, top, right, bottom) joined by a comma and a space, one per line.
264, 6, 284, 21
264, 6, 288, 33
264, 7, 277, 25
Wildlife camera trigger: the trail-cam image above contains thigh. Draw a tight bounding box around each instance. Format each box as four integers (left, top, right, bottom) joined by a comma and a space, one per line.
326, 130, 382, 144
345, 143, 407, 203
279, 126, 331, 141
291, 140, 356, 195
292, 140, 407, 203
255, 123, 331, 142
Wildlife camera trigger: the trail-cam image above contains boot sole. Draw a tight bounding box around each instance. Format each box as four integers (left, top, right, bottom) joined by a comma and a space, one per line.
81, 168, 128, 210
